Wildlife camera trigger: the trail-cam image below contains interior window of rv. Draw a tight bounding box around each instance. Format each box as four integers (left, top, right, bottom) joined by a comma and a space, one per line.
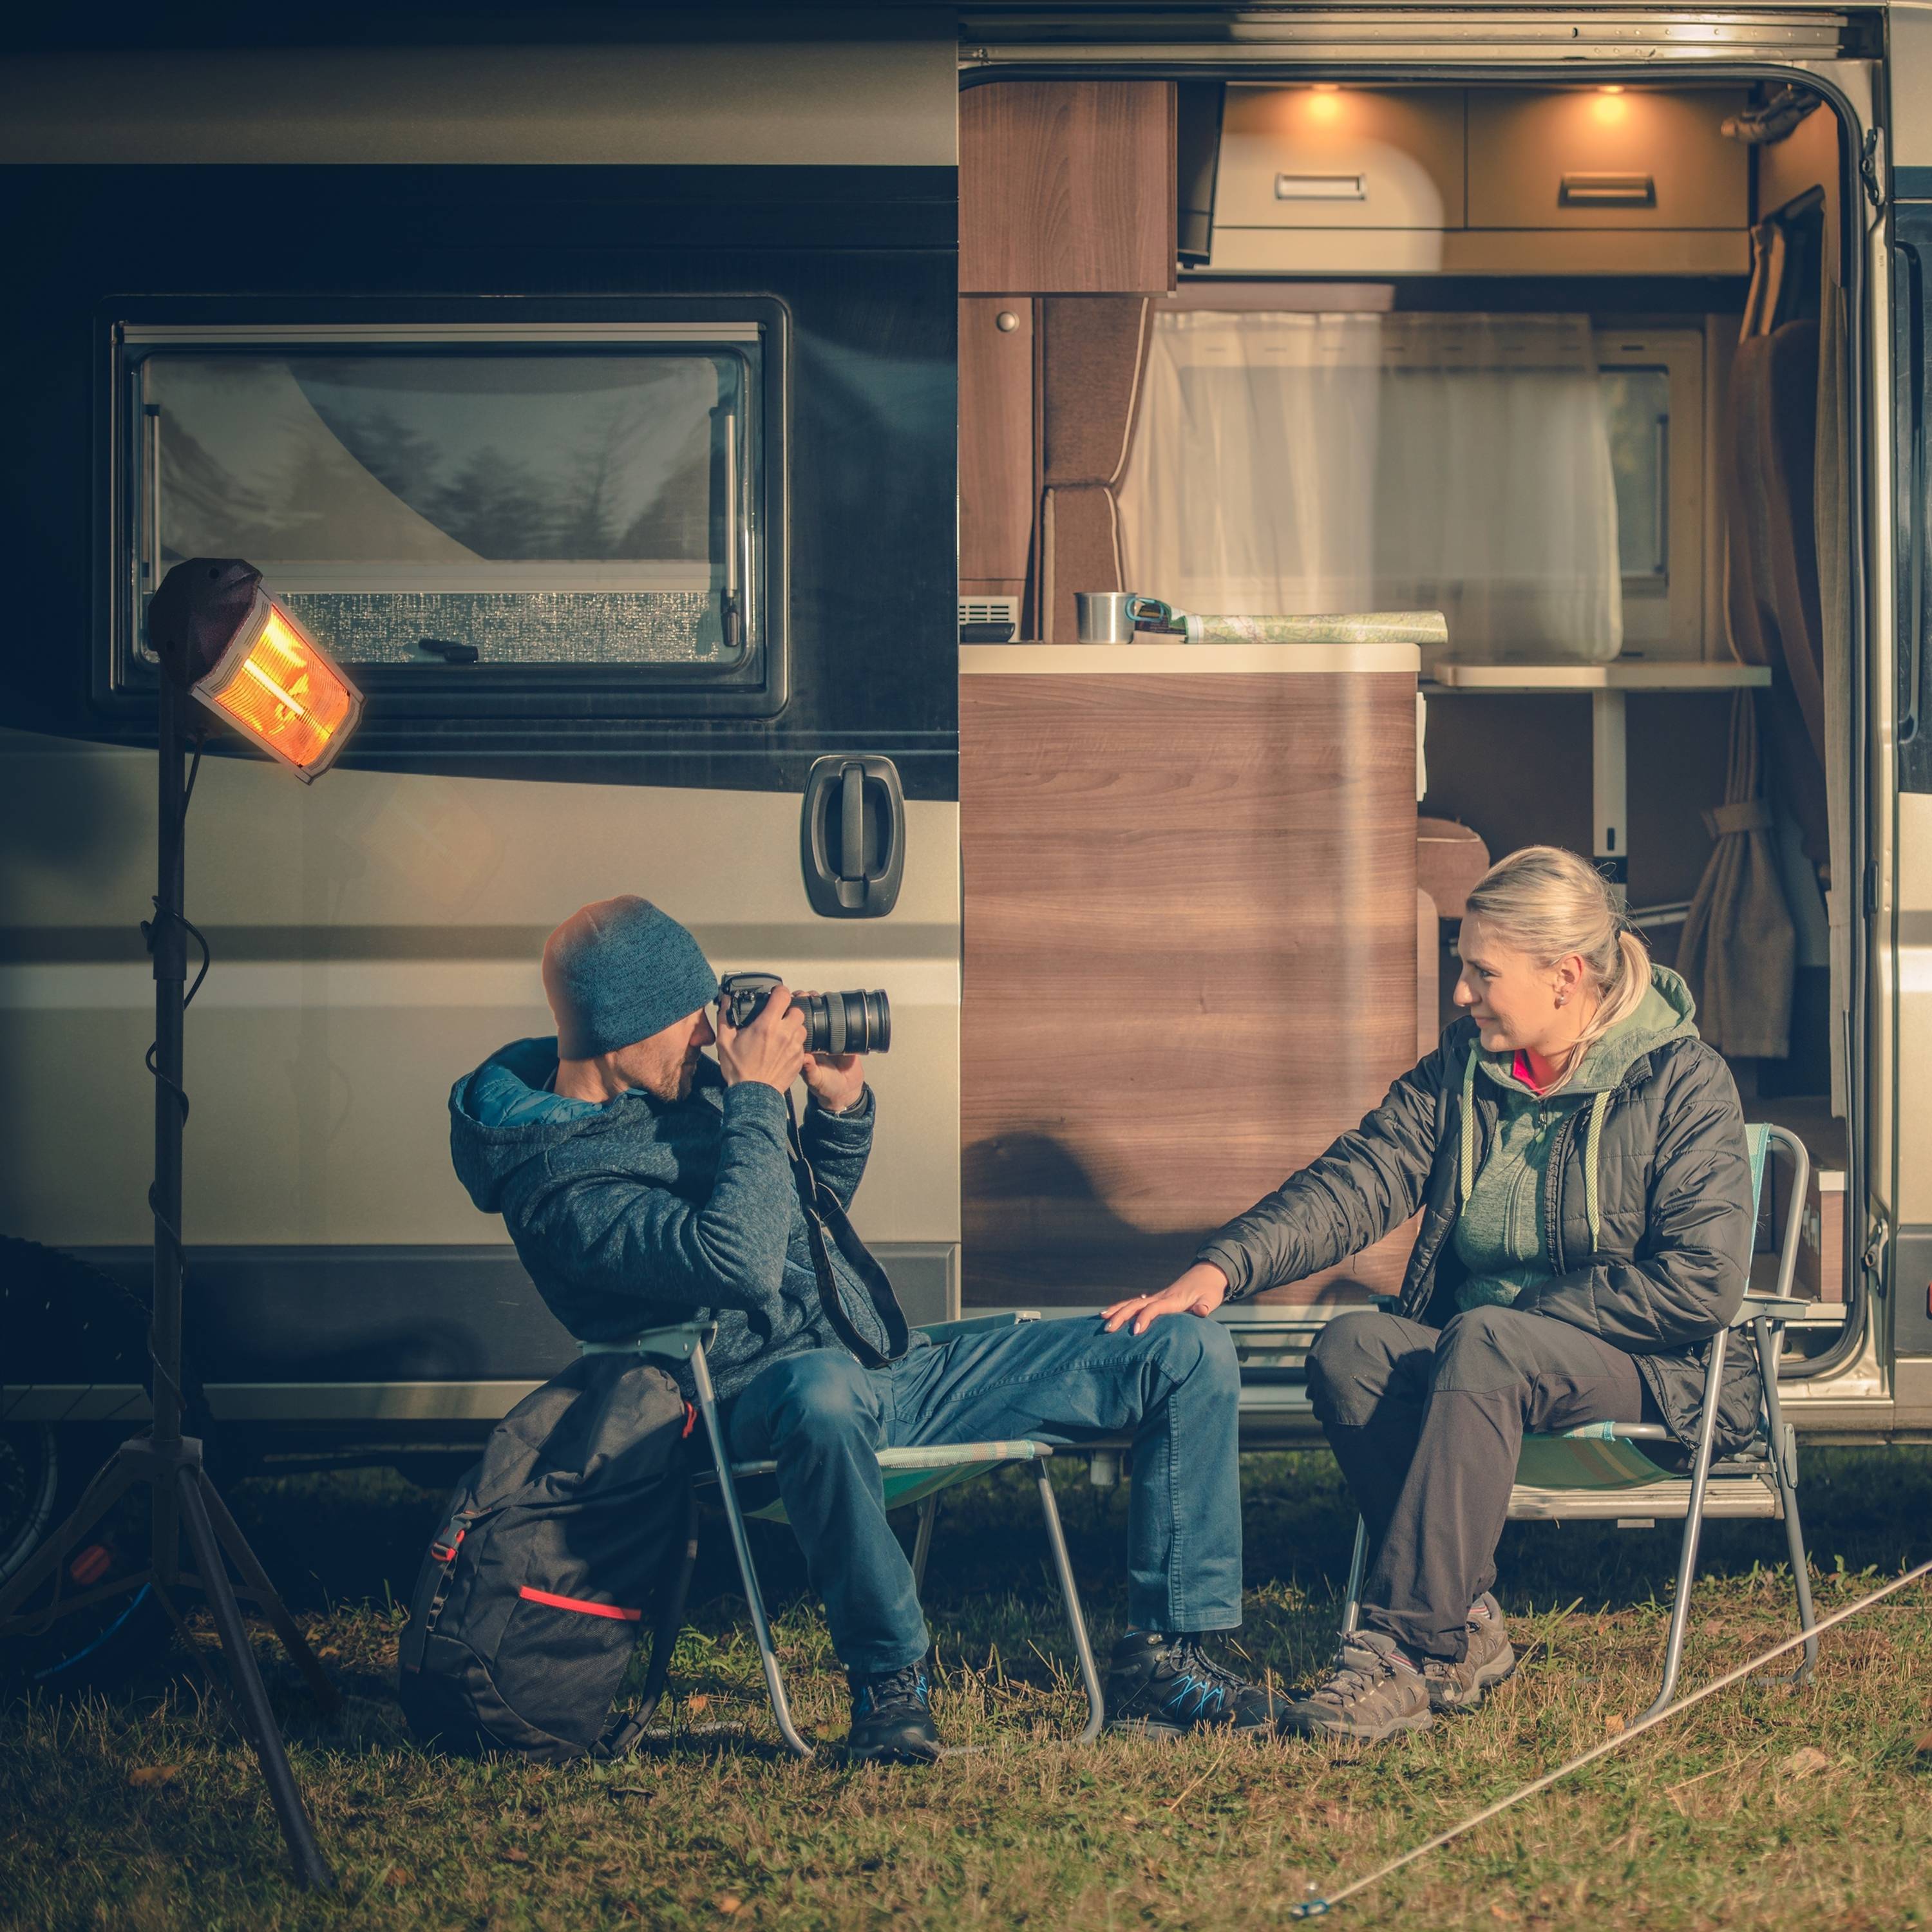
1117, 311, 1704, 663
126, 336, 762, 677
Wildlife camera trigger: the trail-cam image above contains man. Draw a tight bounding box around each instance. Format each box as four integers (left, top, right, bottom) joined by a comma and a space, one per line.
450, 895, 1265, 1762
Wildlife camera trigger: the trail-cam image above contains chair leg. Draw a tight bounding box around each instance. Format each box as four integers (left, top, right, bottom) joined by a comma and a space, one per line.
688, 1345, 814, 1759
1339, 1515, 1370, 1642
911, 1492, 938, 1596
1638, 1327, 1730, 1723
1756, 1314, 1819, 1688
1032, 1463, 1105, 1743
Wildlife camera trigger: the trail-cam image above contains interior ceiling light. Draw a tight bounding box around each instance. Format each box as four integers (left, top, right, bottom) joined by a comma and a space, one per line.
1593, 90, 1631, 126
1307, 86, 1344, 124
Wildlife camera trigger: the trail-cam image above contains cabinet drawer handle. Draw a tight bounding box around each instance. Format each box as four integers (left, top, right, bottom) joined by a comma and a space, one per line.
1559, 172, 1656, 207
1275, 172, 1367, 201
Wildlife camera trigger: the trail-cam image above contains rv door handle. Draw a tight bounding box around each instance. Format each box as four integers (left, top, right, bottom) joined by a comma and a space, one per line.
801, 755, 905, 918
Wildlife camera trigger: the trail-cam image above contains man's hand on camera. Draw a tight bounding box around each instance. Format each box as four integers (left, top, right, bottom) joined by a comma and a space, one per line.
715, 981, 808, 1095
1103, 1263, 1229, 1335
794, 991, 866, 1114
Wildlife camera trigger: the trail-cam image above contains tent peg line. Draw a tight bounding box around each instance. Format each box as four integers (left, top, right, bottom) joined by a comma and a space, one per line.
1291, 1555, 1932, 1918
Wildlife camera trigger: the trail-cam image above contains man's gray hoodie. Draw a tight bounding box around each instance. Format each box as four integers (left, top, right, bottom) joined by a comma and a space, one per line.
449, 1039, 912, 1404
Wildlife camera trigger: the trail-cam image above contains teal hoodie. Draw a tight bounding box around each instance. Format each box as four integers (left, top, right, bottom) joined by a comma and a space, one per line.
1452, 966, 1700, 1311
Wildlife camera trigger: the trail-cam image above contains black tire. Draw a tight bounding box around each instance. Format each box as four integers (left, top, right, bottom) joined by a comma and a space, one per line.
0, 1421, 173, 1693
0, 1239, 208, 1694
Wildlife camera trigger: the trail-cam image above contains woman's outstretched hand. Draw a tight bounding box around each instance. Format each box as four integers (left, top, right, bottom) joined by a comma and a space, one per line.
1103, 1262, 1230, 1335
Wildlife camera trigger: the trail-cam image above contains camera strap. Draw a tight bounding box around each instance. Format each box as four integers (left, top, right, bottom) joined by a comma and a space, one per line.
783, 1094, 911, 1371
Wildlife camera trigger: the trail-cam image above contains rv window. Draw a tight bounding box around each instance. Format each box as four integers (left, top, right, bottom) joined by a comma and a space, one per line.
1593, 330, 1705, 659
119, 325, 773, 699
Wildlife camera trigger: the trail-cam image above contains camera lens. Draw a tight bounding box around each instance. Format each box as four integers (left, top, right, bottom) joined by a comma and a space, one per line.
797, 989, 891, 1056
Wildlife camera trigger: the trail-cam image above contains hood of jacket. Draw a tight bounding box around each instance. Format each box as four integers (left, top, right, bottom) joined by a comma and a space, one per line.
1477, 964, 1700, 1100
449, 1035, 724, 1215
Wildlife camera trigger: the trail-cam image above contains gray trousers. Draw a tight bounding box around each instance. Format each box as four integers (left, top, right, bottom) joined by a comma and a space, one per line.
1305, 1305, 1657, 1663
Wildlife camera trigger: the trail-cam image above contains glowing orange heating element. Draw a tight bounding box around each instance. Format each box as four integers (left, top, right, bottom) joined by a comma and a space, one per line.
194, 598, 362, 780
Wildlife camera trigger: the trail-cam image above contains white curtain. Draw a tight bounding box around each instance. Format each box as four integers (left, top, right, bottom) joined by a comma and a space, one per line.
1117, 310, 1623, 663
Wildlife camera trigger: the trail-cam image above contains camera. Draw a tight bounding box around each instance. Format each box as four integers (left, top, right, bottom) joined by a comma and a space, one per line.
717, 972, 892, 1056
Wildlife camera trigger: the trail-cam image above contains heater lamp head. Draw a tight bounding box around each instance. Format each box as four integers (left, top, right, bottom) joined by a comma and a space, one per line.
148, 560, 363, 782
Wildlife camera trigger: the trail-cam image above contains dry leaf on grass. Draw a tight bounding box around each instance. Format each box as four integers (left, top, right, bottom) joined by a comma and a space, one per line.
686, 1694, 710, 1714
717, 1896, 743, 1915
1604, 1714, 1626, 1736
1781, 1747, 1832, 1778
316, 1646, 341, 1662
501, 1848, 532, 1865
128, 1766, 180, 1788
384, 1867, 412, 1888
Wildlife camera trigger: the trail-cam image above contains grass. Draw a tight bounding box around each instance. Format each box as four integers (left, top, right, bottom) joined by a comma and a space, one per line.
3, 1446, 1931, 1932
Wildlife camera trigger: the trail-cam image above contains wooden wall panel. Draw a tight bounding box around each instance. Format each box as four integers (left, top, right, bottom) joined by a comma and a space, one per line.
959, 298, 1036, 587
961, 80, 1177, 294
961, 668, 1419, 1307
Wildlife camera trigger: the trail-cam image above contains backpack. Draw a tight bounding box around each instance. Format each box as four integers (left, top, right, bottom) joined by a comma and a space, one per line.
397, 1350, 696, 1763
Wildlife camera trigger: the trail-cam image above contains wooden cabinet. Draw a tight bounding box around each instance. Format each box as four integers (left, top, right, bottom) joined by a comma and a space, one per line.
960, 641, 1421, 1308
1206, 84, 1751, 275
1215, 86, 1466, 232
960, 81, 1176, 295
1466, 89, 1747, 232
958, 298, 1035, 597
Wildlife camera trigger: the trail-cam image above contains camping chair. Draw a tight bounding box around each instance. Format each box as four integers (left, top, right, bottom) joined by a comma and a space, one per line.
1338, 1122, 1819, 1721
592, 1314, 1105, 1759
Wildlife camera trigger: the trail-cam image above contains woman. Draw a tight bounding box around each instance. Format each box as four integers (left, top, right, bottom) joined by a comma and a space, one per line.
1103, 846, 1757, 1743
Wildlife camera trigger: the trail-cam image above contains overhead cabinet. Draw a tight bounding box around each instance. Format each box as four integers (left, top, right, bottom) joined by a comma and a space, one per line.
961, 80, 1177, 294
1207, 84, 1750, 276
1211, 88, 1466, 274
1466, 90, 1747, 231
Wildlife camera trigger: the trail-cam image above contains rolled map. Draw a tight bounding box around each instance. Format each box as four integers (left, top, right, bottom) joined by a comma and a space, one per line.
1179, 611, 1448, 647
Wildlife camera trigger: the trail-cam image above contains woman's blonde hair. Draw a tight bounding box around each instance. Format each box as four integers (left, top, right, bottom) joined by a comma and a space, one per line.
1463, 845, 1651, 1057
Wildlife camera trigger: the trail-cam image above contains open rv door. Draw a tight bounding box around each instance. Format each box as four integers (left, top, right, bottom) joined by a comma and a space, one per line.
1884, 1, 1932, 1428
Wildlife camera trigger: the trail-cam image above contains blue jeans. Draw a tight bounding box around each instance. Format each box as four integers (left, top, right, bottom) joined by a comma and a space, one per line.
724, 1316, 1244, 1676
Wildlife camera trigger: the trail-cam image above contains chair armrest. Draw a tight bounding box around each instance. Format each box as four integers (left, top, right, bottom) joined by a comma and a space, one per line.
1736, 1295, 1810, 1323
580, 1322, 717, 1363
917, 1312, 1041, 1345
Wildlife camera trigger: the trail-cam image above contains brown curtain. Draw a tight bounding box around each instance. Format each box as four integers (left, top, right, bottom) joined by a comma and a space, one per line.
1678, 690, 1795, 1058
1684, 218, 1807, 1059
1037, 298, 1151, 639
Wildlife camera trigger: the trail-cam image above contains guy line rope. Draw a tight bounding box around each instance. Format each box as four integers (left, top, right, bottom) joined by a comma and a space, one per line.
1292, 1555, 1932, 1918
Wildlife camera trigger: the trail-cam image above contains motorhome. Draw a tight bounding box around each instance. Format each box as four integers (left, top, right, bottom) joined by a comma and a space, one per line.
3, 6, 1930, 1679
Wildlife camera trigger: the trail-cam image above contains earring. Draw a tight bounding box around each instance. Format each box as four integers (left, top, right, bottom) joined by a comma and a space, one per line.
1555, 993, 1567, 1007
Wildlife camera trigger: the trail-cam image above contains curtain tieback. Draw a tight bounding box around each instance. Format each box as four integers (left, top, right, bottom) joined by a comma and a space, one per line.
1702, 799, 1773, 838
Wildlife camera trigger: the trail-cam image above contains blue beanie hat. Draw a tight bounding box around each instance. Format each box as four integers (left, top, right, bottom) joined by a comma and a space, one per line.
542, 896, 721, 1060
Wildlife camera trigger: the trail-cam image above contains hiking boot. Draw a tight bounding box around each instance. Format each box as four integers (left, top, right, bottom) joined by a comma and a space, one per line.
1104, 1631, 1277, 1738
846, 1661, 941, 1764
1422, 1592, 1517, 1714
1278, 1631, 1432, 1744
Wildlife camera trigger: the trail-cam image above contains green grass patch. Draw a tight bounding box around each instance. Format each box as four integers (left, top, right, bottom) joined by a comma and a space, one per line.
3, 1448, 1930, 1931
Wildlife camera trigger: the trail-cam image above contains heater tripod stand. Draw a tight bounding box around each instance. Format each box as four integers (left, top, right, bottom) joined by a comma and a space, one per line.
0, 670, 337, 1890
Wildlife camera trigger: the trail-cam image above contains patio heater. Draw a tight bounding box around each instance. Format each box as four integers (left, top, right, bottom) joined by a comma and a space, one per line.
0, 560, 362, 1889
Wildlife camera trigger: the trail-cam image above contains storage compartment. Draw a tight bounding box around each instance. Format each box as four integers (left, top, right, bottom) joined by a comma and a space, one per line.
960, 640, 1421, 1307
1466, 89, 1748, 232
1215, 86, 1465, 231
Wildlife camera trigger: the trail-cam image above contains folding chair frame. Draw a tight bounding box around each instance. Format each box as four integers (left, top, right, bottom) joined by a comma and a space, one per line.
613, 1323, 1106, 1759
1338, 1121, 1820, 1720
